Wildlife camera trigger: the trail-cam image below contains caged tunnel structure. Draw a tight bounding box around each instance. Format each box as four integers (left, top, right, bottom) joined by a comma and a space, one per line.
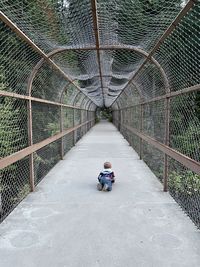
0, 0, 200, 227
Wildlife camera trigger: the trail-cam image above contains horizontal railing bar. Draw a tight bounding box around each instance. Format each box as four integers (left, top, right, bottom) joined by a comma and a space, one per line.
0, 120, 94, 169
120, 123, 200, 175
114, 84, 200, 110
0, 90, 88, 110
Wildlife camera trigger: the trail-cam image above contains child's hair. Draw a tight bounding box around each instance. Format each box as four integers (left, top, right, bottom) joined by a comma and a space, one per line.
104, 161, 112, 169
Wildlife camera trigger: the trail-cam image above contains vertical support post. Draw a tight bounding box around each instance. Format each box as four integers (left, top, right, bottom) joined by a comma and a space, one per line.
118, 109, 121, 130
139, 103, 144, 160
80, 109, 83, 137
120, 110, 122, 132
73, 108, 76, 145
163, 97, 170, 192
60, 105, 64, 160
27, 99, 35, 192
86, 110, 89, 132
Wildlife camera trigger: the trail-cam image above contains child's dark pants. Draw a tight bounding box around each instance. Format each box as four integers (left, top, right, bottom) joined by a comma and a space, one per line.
99, 177, 112, 191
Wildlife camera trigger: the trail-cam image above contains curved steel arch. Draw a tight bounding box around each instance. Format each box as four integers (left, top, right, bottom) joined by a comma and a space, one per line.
27, 45, 169, 111
26, 52, 98, 107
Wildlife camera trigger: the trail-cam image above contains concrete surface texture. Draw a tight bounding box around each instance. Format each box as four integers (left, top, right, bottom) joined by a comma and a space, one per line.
0, 121, 200, 267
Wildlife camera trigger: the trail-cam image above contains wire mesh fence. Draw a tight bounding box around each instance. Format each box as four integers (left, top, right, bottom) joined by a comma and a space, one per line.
0, 1, 96, 221
34, 140, 62, 185
112, 1, 200, 228
0, 157, 30, 222
168, 159, 200, 229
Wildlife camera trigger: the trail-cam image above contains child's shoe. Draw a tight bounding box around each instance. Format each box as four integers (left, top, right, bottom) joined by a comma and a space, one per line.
102, 184, 109, 191
97, 183, 102, 191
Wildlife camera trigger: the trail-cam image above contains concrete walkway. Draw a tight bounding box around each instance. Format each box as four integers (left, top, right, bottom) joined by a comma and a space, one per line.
0, 121, 200, 267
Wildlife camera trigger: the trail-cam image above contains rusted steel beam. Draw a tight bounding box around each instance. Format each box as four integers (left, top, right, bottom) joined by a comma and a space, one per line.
139, 103, 144, 160
91, 0, 105, 106
0, 90, 89, 110
121, 124, 200, 175
60, 105, 64, 160
0, 120, 95, 170
27, 99, 35, 192
163, 97, 170, 192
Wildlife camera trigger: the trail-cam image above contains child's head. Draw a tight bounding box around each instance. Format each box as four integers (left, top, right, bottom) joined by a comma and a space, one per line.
104, 161, 112, 169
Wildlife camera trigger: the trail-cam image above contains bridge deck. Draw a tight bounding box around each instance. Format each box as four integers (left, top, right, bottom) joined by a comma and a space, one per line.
0, 121, 200, 267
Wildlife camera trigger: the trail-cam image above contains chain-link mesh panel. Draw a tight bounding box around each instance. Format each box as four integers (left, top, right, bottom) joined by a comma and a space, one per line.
0, 0, 95, 52
0, 157, 30, 222
142, 141, 164, 183
0, 21, 42, 95
143, 100, 166, 143
168, 159, 200, 228
120, 124, 129, 143
81, 97, 89, 110
74, 109, 81, 126
130, 133, 140, 156
170, 92, 200, 161
154, 3, 200, 92
97, 0, 182, 49
81, 110, 91, 138
112, 110, 120, 129
63, 133, 74, 155
51, 50, 99, 81
32, 102, 60, 144
31, 61, 68, 102
101, 49, 145, 107
34, 140, 61, 185
129, 105, 141, 131
134, 62, 167, 100
62, 84, 79, 105
0, 97, 28, 158
63, 107, 73, 130
115, 83, 141, 109
119, 123, 140, 156
59, 0, 95, 47
73, 109, 81, 143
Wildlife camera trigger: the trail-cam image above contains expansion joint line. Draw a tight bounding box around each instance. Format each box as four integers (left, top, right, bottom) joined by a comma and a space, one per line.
111, 0, 196, 107
91, 0, 105, 106
0, 11, 98, 108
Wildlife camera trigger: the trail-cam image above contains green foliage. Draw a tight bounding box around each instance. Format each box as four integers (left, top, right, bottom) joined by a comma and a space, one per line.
45, 122, 60, 136
169, 171, 200, 196
170, 93, 200, 161
0, 95, 27, 158
98, 108, 113, 121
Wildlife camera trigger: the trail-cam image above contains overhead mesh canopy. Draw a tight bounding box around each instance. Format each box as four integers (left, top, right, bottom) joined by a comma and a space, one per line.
1, 0, 198, 107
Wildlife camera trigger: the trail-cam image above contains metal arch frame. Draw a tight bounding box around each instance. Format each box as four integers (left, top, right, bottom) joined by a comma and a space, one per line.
73, 75, 144, 100
59, 83, 73, 105
72, 91, 82, 107
85, 98, 93, 110
88, 101, 96, 111
27, 45, 169, 105
26, 53, 98, 107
